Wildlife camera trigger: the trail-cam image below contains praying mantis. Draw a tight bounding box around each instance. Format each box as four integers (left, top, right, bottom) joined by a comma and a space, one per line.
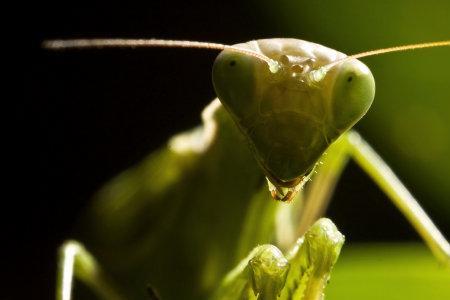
44, 37, 450, 300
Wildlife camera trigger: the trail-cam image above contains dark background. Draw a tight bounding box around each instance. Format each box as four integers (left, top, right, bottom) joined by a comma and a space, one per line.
14, 0, 449, 299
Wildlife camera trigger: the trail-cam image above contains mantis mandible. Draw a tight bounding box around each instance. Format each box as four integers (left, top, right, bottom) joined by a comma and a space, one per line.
44, 38, 450, 300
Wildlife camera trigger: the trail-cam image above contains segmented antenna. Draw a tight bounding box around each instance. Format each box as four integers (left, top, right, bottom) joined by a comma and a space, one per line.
319, 40, 450, 72
43, 38, 279, 71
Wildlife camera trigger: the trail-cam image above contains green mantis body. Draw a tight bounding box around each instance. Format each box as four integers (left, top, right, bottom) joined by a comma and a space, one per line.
48, 38, 450, 300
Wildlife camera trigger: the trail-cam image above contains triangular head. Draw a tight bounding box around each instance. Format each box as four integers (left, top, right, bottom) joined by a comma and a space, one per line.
212, 39, 375, 198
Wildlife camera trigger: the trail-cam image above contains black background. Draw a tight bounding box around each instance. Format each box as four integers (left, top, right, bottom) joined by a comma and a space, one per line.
12, 1, 447, 299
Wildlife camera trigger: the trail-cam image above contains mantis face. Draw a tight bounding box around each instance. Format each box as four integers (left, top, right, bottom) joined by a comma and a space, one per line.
213, 39, 375, 194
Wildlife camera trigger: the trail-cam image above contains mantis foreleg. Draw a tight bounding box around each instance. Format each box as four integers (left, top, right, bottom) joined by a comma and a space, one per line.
296, 137, 350, 237
56, 240, 124, 300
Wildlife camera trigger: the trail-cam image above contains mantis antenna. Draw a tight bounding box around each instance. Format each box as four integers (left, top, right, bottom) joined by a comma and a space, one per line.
43, 38, 449, 82
319, 40, 450, 71
42, 38, 280, 71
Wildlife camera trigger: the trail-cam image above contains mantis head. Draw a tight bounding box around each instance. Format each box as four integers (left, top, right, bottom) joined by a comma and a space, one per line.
212, 39, 375, 199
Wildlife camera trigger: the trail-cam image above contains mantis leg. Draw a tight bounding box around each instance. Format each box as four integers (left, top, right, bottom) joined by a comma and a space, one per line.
56, 240, 124, 300
296, 136, 350, 237
343, 131, 450, 266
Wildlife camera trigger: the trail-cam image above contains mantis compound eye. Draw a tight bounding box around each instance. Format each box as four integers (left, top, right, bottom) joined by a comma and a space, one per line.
328, 60, 375, 132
